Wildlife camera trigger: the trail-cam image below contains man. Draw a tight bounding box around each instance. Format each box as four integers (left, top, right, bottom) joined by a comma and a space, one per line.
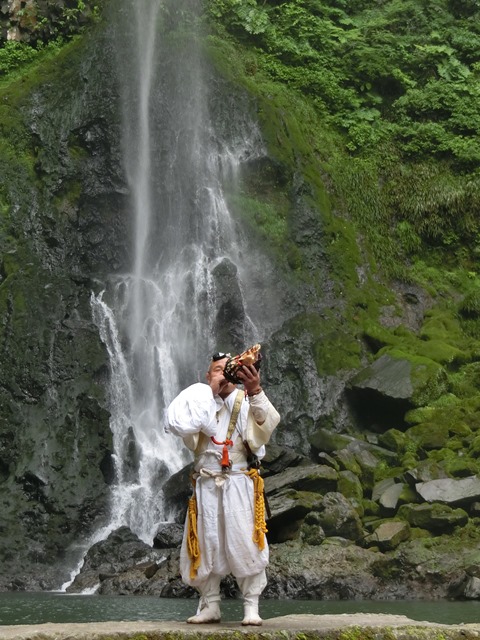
167, 350, 280, 625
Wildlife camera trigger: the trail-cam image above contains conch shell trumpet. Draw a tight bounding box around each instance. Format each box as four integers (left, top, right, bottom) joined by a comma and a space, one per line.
223, 344, 262, 384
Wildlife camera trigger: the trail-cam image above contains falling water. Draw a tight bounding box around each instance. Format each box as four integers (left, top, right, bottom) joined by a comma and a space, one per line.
82, 0, 272, 561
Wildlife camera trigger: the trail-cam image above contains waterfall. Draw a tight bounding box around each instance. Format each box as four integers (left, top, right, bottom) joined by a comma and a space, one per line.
83, 0, 270, 554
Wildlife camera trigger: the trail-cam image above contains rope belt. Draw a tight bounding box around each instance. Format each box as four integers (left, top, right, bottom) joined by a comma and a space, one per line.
185, 468, 268, 579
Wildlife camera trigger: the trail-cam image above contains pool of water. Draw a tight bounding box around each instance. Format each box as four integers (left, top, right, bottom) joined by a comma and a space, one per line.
0, 593, 479, 626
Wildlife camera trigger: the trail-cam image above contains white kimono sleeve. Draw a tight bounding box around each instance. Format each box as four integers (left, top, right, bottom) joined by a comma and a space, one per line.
245, 391, 280, 450
167, 383, 218, 451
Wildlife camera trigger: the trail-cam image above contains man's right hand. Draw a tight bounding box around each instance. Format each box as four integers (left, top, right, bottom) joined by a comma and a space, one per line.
207, 356, 236, 398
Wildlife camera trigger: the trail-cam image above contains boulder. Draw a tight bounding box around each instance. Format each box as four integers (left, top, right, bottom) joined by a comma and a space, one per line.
153, 523, 184, 549
407, 423, 450, 450
162, 462, 194, 522
346, 352, 448, 430
405, 461, 449, 485
333, 448, 362, 475
310, 428, 397, 482
66, 527, 165, 593
366, 521, 411, 551
372, 478, 396, 502
267, 489, 323, 543
463, 576, 480, 599
262, 443, 311, 476
310, 429, 356, 453
265, 539, 382, 600
300, 511, 326, 546
397, 503, 469, 532
351, 447, 379, 490
416, 476, 480, 505
317, 451, 340, 470
315, 492, 364, 541
379, 483, 407, 513
337, 470, 363, 514
264, 464, 338, 496
350, 354, 414, 399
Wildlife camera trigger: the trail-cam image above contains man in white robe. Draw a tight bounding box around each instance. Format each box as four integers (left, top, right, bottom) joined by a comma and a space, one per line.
167, 352, 280, 625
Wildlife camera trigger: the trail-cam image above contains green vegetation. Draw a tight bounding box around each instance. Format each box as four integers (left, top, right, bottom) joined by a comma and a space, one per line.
0, 1, 103, 81
205, 0, 480, 274
206, 0, 480, 162
202, 0, 480, 490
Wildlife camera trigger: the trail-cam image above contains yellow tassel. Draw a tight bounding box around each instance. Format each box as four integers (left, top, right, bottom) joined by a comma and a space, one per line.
186, 484, 201, 580
246, 468, 268, 550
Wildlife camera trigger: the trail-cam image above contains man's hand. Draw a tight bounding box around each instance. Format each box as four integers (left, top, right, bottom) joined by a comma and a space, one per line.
209, 373, 229, 396
236, 364, 262, 396
207, 357, 235, 397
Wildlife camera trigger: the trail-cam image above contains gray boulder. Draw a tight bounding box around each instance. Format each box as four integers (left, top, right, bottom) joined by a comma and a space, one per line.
416, 476, 480, 505
162, 462, 194, 522
372, 478, 396, 502
265, 539, 382, 599
379, 483, 407, 513
347, 352, 448, 418
262, 443, 311, 476
315, 492, 364, 541
365, 521, 411, 551
153, 523, 184, 549
463, 576, 480, 599
267, 489, 323, 543
264, 464, 338, 495
66, 527, 165, 593
405, 461, 449, 485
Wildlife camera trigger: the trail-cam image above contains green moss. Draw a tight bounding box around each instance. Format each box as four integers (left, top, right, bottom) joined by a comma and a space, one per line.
406, 396, 480, 451
227, 193, 288, 253
374, 462, 405, 483
285, 313, 362, 376
378, 428, 411, 453
469, 435, 480, 456
459, 286, 480, 318
450, 364, 480, 398
442, 455, 480, 477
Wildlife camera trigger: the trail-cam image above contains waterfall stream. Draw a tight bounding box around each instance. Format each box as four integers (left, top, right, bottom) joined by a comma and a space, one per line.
72, 0, 272, 575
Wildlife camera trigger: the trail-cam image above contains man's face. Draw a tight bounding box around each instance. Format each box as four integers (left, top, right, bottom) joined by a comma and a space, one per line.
206, 357, 236, 397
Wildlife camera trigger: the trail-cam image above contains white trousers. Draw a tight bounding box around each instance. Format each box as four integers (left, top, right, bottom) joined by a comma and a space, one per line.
180, 469, 269, 592
194, 570, 267, 614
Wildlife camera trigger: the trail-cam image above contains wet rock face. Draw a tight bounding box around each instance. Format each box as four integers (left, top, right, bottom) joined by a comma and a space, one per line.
0, 27, 127, 590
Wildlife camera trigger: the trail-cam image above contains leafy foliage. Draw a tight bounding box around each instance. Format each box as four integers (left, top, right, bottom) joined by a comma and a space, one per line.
0, 1, 104, 83
206, 0, 480, 167
206, 0, 480, 275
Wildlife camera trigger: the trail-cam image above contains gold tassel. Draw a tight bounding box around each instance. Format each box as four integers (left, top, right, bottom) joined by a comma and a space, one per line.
186, 482, 200, 580
246, 468, 268, 550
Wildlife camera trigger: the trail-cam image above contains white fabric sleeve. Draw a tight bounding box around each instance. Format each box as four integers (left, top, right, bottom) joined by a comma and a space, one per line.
247, 390, 270, 424
167, 383, 218, 439
246, 391, 280, 450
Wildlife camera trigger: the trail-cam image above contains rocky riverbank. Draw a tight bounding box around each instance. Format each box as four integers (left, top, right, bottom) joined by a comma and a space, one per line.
1, 614, 480, 640
61, 431, 480, 602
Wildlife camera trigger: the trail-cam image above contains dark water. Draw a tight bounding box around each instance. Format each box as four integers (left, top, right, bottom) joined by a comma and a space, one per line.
0, 593, 479, 626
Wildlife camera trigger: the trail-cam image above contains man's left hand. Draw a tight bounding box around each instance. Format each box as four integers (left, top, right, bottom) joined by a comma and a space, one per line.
236, 364, 262, 396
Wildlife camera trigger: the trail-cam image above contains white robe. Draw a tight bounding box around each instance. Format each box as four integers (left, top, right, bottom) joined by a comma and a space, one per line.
167, 383, 280, 585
